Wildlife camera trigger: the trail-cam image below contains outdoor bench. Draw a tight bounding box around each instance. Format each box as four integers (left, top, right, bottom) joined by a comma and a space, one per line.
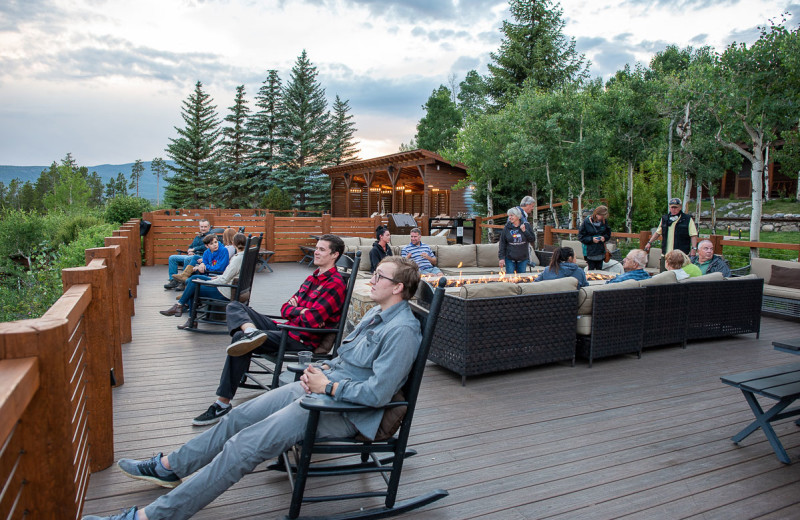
721, 362, 800, 464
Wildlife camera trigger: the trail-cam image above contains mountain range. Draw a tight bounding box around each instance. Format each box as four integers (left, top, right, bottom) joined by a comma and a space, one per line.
0, 161, 175, 202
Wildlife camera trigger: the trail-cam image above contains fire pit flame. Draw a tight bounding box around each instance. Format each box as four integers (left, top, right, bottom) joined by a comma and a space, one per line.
420, 270, 616, 288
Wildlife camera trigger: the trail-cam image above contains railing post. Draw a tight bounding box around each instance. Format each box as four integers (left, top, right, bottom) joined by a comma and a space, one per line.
639, 231, 651, 249
85, 246, 125, 385
710, 234, 723, 255
544, 225, 553, 246
264, 212, 276, 252
62, 263, 115, 472
106, 235, 135, 320
322, 214, 331, 234
0, 317, 78, 519
474, 216, 483, 245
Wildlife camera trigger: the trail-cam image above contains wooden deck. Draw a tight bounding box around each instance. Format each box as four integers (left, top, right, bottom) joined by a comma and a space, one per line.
84, 264, 800, 519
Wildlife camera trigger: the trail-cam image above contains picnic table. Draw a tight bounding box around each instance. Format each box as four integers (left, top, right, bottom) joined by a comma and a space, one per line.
721, 358, 800, 464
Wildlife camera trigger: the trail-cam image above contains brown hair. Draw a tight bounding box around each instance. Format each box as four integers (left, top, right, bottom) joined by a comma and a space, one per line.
222, 228, 237, 245
548, 247, 574, 275
202, 233, 218, 245
377, 256, 420, 300
318, 234, 344, 261
592, 205, 609, 220
233, 233, 247, 251
665, 249, 689, 269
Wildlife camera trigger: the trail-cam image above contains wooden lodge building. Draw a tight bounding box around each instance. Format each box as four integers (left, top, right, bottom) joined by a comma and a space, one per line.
322, 149, 471, 218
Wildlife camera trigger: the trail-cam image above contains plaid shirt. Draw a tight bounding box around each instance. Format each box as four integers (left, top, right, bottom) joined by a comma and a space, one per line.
280, 267, 346, 347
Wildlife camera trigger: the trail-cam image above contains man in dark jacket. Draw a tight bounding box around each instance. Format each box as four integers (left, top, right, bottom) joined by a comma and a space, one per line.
644, 198, 698, 257
692, 239, 731, 277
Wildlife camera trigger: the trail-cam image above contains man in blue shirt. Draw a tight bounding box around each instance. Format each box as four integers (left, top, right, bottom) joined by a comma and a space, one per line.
606, 249, 651, 284
84, 257, 423, 520
401, 228, 441, 274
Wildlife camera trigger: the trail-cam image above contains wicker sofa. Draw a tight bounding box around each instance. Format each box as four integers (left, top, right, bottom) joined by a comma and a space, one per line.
749, 258, 800, 320
427, 277, 579, 384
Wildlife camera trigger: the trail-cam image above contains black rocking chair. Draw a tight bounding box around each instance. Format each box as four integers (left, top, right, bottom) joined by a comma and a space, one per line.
240, 250, 361, 390
272, 277, 449, 519
184, 233, 263, 334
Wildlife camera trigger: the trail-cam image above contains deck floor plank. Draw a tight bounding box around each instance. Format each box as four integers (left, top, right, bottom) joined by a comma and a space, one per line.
83, 263, 800, 519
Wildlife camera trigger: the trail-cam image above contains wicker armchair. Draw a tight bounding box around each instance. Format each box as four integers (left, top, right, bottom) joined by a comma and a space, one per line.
576, 287, 646, 367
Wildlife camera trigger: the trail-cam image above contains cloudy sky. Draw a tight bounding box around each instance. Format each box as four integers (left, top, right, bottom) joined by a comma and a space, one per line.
0, 0, 796, 166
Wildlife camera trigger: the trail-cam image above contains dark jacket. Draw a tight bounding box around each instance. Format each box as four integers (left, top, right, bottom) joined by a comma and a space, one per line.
577, 217, 611, 261
659, 212, 694, 254
692, 254, 731, 277
535, 261, 588, 287
498, 221, 536, 262
188, 232, 211, 256
369, 241, 392, 272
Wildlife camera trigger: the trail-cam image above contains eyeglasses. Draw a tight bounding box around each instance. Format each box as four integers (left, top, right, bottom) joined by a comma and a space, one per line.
370, 271, 399, 284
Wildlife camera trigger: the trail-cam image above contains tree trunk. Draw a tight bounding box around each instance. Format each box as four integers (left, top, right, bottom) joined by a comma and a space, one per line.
763, 145, 770, 201
626, 160, 633, 233
578, 168, 585, 224
546, 162, 557, 227
709, 183, 717, 233
695, 183, 701, 221
486, 178, 494, 242
531, 181, 538, 223
682, 175, 692, 213
667, 117, 674, 201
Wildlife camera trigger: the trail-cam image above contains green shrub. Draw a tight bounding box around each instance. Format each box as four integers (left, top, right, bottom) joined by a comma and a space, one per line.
0, 209, 48, 270
105, 196, 152, 224
45, 211, 106, 248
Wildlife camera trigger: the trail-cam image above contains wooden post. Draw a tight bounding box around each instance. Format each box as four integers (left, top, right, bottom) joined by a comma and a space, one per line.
106, 236, 135, 320
544, 225, 554, 246
710, 234, 724, 255
571, 198, 578, 229
474, 216, 483, 245
62, 263, 115, 472
322, 214, 331, 235
85, 246, 125, 385
639, 231, 651, 249
0, 317, 80, 519
264, 212, 276, 252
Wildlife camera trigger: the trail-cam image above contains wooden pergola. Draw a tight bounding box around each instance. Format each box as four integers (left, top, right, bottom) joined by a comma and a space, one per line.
322, 149, 470, 218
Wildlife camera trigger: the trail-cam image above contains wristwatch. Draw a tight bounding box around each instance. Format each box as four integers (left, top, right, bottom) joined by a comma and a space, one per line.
324, 381, 334, 396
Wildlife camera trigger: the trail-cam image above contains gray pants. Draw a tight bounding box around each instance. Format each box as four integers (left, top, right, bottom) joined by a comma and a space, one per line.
144, 382, 358, 520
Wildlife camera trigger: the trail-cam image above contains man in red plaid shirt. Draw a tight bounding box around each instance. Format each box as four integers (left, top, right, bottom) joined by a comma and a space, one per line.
192, 234, 347, 426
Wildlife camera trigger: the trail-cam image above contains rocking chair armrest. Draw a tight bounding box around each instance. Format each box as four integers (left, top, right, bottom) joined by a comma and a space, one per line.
193, 279, 236, 289
298, 396, 373, 413
276, 323, 339, 335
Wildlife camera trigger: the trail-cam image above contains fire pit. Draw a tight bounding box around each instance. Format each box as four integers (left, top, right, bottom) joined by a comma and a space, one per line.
420, 270, 616, 287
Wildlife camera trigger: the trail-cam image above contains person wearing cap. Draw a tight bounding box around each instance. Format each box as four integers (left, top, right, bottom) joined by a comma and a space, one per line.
644, 197, 698, 257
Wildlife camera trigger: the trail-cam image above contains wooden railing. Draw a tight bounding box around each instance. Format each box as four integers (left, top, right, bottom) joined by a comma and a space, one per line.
0, 219, 140, 519
542, 226, 651, 249
142, 211, 431, 264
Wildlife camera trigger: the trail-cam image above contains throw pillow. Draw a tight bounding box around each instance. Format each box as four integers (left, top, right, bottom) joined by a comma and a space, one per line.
770, 265, 800, 289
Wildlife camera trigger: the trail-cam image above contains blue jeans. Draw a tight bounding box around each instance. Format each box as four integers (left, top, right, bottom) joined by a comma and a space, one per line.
168, 254, 200, 280
178, 275, 227, 313
504, 258, 528, 274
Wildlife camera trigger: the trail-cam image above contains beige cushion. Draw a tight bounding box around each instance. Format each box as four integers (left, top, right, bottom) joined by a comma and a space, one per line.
647, 249, 662, 269
357, 245, 373, 272
728, 273, 759, 281
518, 277, 579, 294
458, 282, 521, 299
577, 279, 641, 315
679, 271, 725, 283
751, 257, 800, 282
391, 235, 411, 247
437, 245, 477, 268
576, 315, 592, 335
341, 237, 361, 252
476, 243, 500, 267
425, 235, 450, 246
562, 240, 584, 260
440, 267, 503, 276
575, 259, 588, 268
770, 265, 800, 290
764, 284, 800, 299
639, 270, 677, 286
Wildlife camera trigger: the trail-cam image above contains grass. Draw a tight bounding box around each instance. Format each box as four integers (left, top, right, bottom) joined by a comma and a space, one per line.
703, 197, 800, 214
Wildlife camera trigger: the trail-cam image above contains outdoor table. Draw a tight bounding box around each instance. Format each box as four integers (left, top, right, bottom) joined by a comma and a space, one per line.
773, 337, 800, 355
257, 250, 274, 273
721, 362, 800, 464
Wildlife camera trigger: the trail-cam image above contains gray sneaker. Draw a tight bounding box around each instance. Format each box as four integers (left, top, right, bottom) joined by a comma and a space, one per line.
192, 402, 232, 426
226, 330, 268, 357
118, 453, 180, 488
82, 506, 138, 520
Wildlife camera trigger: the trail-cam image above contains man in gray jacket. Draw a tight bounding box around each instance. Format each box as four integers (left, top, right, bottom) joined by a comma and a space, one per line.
692, 239, 731, 277
84, 257, 422, 520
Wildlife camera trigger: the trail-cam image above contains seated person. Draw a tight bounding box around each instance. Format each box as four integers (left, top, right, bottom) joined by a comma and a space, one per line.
192, 234, 347, 426
370, 225, 392, 272
606, 249, 651, 283
221, 228, 237, 259
535, 246, 588, 287
173, 234, 230, 283
665, 249, 701, 280
83, 257, 422, 520
692, 239, 731, 277
164, 219, 212, 290
401, 227, 441, 274
160, 233, 248, 328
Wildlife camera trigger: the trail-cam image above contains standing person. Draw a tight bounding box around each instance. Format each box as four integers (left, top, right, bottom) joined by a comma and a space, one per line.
369, 225, 393, 273
190, 235, 347, 426
498, 207, 536, 274
692, 239, 731, 277
164, 219, 212, 290
644, 197, 699, 257
577, 205, 612, 270
517, 195, 536, 225
664, 250, 702, 280
161, 233, 248, 328
82, 257, 423, 520
401, 227, 441, 274
535, 246, 588, 287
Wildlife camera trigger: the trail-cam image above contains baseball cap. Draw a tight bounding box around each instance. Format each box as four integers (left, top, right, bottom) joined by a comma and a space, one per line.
668, 197, 682, 206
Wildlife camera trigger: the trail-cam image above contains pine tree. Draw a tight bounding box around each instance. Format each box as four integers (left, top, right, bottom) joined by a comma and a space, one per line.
415, 85, 462, 153
329, 95, 360, 165
219, 85, 251, 207
245, 70, 284, 198
275, 50, 333, 210
151, 157, 168, 206
164, 81, 222, 207
486, 0, 588, 106
129, 159, 144, 197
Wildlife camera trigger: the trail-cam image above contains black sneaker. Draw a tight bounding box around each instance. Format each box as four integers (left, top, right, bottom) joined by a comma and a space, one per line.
82, 506, 138, 520
118, 453, 180, 488
192, 402, 232, 426
226, 330, 267, 357
174, 281, 186, 291
163, 279, 179, 290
